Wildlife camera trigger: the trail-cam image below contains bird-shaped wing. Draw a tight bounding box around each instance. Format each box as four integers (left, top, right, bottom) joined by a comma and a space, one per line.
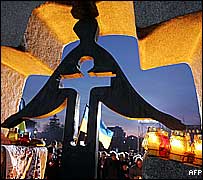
137, 11, 202, 121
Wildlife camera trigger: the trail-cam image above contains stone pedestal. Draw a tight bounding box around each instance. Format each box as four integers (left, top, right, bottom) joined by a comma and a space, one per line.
143, 155, 202, 179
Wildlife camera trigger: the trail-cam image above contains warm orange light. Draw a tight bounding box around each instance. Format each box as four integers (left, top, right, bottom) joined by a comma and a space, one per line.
169, 136, 186, 162
142, 127, 170, 158
144, 131, 161, 151
149, 133, 160, 144
142, 135, 148, 150
1, 46, 53, 77
195, 143, 202, 152
159, 130, 170, 157
192, 134, 202, 166
63, 73, 83, 79
138, 11, 202, 70
169, 130, 193, 162
138, 11, 202, 124
170, 137, 185, 151
170, 130, 188, 153
31, 1, 136, 45
193, 135, 202, 158
143, 129, 201, 163
32, 99, 67, 119
1, 127, 9, 137
88, 71, 116, 77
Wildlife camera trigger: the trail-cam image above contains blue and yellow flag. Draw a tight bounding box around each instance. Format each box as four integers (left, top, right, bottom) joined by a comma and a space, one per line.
16, 121, 26, 133
15, 98, 26, 133
99, 119, 114, 149
79, 104, 114, 149
80, 105, 89, 133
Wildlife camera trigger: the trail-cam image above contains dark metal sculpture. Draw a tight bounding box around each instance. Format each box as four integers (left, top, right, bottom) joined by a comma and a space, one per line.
1, 1, 186, 179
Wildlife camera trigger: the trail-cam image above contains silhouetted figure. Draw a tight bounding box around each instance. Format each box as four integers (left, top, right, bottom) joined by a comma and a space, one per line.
118, 152, 125, 163
45, 140, 59, 179
124, 152, 130, 166
129, 157, 143, 179
120, 161, 130, 180
103, 151, 121, 179
98, 151, 107, 179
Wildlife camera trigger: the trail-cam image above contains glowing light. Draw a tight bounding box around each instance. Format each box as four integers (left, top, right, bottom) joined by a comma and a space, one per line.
88, 72, 116, 77
193, 134, 202, 157
193, 134, 202, 166
170, 138, 185, 150
169, 130, 192, 162
149, 133, 159, 143
32, 1, 136, 45
195, 143, 202, 151
1, 46, 53, 77
143, 128, 201, 164
33, 99, 67, 119
145, 131, 161, 152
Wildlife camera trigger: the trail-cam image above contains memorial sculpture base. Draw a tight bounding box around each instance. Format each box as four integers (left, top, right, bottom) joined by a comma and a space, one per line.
143, 155, 202, 179
60, 144, 96, 179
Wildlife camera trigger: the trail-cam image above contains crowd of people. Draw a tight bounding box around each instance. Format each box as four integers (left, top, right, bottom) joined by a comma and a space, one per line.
44, 140, 62, 179
44, 140, 143, 179
98, 151, 143, 179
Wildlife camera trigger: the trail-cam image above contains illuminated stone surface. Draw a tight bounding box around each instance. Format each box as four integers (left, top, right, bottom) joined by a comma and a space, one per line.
24, 1, 136, 71
1, 46, 53, 76
1, 46, 53, 123
1, 64, 26, 123
138, 11, 202, 123
143, 155, 202, 179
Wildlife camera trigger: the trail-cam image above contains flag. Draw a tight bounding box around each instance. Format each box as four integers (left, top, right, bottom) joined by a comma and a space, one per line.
99, 119, 114, 149
16, 121, 26, 133
16, 98, 26, 133
79, 103, 114, 149
80, 105, 89, 133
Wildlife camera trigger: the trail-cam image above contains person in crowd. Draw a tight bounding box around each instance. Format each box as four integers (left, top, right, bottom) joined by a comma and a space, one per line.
124, 152, 130, 166
56, 142, 63, 168
103, 151, 121, 179
128, 154, 134, 167
129, 157, 143, 179
118, 152, 125, 163
120, 161, 130, 179
98, 151, 107, 179
45, 140, 59, 179
133, 154, 142, 164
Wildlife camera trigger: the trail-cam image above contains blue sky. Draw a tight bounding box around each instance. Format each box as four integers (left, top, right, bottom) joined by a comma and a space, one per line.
22, 35, 201, 136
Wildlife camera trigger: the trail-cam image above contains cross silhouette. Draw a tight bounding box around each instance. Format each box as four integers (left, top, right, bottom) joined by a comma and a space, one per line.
59, 57, 111, 141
